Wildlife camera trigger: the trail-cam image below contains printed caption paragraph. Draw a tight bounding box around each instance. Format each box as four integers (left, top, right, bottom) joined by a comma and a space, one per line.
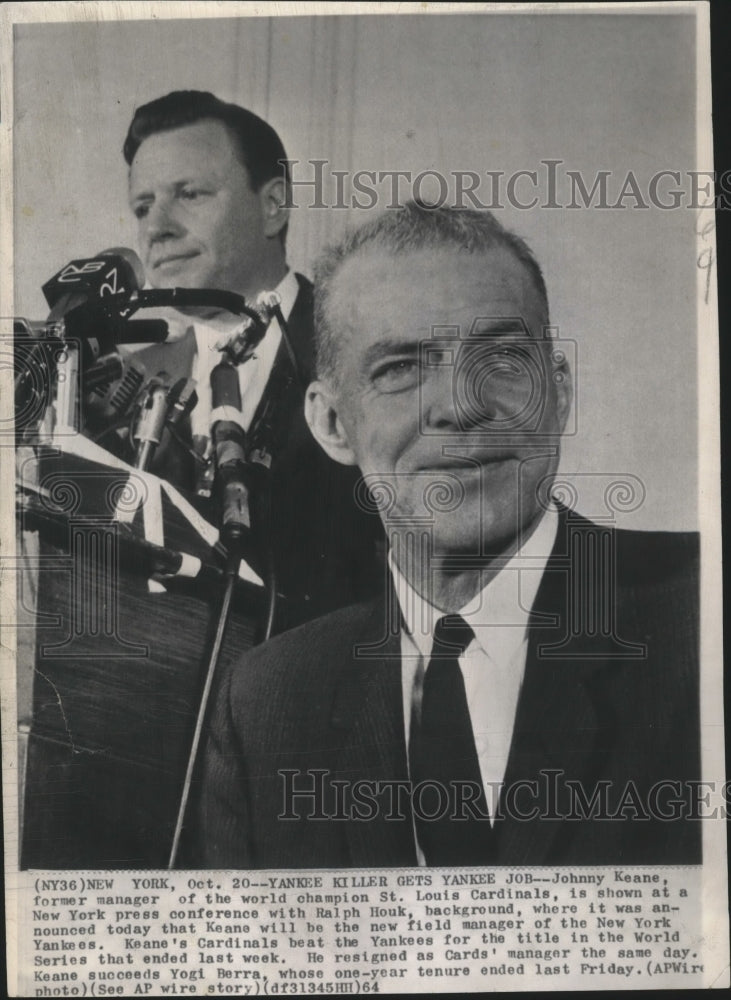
19, 867, 703, 995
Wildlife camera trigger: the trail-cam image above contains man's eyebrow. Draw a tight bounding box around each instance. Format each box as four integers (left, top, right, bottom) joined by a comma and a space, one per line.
129, 178, 206, 201
359, 322, 534, 368
469, 318, 530, 336
361, 339, 422, 368
129, 183, 157, 203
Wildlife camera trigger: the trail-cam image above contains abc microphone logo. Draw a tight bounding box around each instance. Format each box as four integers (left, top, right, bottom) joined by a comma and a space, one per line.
57, 259, 124, 297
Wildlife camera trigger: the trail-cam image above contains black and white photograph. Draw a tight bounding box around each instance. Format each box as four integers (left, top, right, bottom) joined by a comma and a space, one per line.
1, 1, 727, 994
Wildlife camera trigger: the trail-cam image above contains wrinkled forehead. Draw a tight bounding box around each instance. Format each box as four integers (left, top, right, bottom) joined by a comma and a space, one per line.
327, 245, 548, 345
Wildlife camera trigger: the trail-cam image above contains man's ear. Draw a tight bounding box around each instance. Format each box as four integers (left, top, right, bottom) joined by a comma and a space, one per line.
258, 177, 290, 239
552, 354, 573, 434
305, 380, 358, 466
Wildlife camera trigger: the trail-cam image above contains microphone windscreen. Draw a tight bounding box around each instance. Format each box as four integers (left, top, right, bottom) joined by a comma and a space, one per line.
211, 361, 242, 411
99, 247, 146, 289
43, 248, 144, 317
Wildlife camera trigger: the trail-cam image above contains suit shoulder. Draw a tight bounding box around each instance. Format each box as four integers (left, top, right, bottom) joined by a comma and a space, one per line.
613, 527, 699, 586
561, 511, 698, 586
225, 599, 385, 718
231, 599, 380, 676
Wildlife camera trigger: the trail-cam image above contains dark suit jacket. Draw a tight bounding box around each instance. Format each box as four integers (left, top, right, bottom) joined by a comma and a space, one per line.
246, 275, 382, 624
115, 274, 383, 628
193, 509, 701, 868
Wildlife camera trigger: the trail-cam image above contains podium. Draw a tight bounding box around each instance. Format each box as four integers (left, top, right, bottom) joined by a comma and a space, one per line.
18, 440, 264, 869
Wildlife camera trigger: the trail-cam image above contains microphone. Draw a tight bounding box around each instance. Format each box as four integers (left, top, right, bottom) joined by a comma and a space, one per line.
16, 246, 140, 434
166, 378, 198, 430
39, 248, 169, 366
83, 351, 147, 423
132, 372, 172, 471
42, 253, 266, 363
210, 359, 252, 553
43, 248, 144, 320
213, 316, 267, 366
82, 352, 124, 391
62, 307, 169, 361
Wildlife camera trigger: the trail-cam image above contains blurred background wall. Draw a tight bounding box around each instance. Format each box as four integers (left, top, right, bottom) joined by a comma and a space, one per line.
12, 10, 703, 530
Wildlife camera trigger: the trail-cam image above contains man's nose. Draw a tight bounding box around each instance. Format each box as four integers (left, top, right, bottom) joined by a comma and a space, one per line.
422, 360, 528, 433
142, 198, 185, 244
421, 365, 465, 431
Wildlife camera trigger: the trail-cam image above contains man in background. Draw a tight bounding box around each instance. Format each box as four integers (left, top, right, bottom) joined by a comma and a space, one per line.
20, 90, 387, 870
120, 90, 381, 627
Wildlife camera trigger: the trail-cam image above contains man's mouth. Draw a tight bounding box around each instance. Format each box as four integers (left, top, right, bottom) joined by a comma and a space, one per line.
152, 252, 200, 269
418, 454, 514, 472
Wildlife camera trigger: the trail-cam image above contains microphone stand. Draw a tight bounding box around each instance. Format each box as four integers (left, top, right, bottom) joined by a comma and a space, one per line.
167, 355, 256, 870
15, 282, 275, 869
167, 294, 299, 869
167, 538, 241, 870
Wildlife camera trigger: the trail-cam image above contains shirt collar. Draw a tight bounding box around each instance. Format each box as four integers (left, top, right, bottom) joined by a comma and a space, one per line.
273, 268, 299, 322
389, 503, 559, 660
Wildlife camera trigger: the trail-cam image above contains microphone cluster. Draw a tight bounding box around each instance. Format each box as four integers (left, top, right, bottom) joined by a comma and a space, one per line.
15, 247, 269, 431
16, 247, 293, 556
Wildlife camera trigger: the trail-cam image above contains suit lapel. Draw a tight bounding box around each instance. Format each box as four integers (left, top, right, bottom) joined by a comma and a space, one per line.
249, 275, 314, 460
497, 510, 621, 865
282, 273, 315, 377
329, 597, 418, 867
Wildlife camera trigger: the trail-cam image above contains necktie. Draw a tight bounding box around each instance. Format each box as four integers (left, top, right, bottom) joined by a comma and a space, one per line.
409, 615, 494, 865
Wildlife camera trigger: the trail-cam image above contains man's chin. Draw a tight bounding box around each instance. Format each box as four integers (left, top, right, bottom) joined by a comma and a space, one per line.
430, 528, 518, 560
427, 503, 543, 560
150, 272, 208, 291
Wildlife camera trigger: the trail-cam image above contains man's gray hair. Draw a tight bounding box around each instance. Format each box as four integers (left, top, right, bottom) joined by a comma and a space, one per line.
313, 201, 549, 382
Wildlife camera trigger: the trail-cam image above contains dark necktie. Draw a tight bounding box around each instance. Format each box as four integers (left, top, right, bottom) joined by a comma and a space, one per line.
409, 614, 494, 866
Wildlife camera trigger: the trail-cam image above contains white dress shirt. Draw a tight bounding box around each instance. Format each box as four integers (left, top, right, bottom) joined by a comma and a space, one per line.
189, 269, 299, 443
389, 503, 559, 851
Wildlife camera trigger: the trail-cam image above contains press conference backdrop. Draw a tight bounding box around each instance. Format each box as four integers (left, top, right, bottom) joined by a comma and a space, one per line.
12, 11, 701, 531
